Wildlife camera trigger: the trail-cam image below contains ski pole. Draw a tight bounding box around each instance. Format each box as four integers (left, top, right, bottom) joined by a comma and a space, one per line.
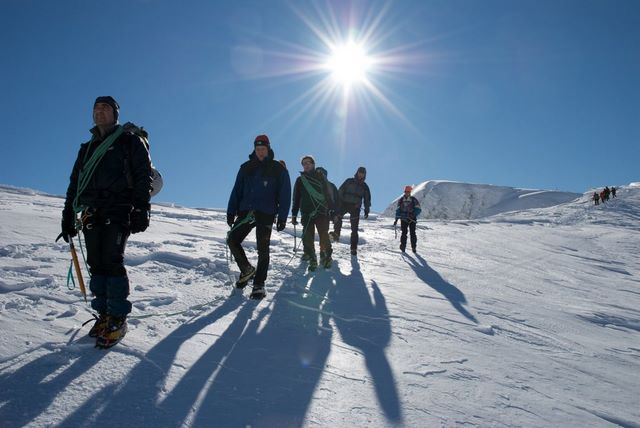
69, 238, 87, 302
294, 223, 297, 254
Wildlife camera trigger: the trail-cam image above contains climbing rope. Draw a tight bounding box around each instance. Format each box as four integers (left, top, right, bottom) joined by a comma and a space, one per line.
72, 126, 124, 216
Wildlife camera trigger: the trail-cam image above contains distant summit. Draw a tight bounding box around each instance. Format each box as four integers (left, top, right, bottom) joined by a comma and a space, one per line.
383, 180, 581, 220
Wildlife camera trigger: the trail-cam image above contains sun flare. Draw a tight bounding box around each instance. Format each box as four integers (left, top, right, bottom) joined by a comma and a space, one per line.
326, 41, 372, 87
246, 2, 426, 136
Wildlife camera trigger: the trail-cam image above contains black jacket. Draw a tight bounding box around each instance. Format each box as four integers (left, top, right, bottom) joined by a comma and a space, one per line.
64, 125, 152, 216
338, 174, 371, 212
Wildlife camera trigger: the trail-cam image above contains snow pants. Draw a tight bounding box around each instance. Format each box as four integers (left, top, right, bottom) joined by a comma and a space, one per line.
227, 211, 275, 286
301, 213, 332, 259
82, 207, 132, 317
400, 219, 417, 251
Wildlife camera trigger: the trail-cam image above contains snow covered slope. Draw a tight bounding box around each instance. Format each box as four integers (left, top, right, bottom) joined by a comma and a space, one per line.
1, 183, 639, 427
383, 180, 581, 220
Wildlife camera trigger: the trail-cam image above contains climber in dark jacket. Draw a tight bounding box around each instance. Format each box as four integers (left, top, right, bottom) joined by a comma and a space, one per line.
227, 134, 291, 299
291, 156, 335, 271
61, 96, 152, 347
316, 167, 339, 216
331, 166, 371, 255
394, 185, 422, 253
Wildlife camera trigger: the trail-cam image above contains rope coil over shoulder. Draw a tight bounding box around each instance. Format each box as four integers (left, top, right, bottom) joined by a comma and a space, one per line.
299, 174, 326, 206
72, 126, 125, 217
298, 174, 329, 236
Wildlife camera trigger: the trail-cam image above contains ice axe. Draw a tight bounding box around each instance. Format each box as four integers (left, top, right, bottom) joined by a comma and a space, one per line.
69, 238, 87, 302
57, 233, 87, 302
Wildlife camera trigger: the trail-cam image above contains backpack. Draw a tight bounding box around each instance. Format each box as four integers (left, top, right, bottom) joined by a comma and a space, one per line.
122, 122, 163, 197
397, 196, 421, 219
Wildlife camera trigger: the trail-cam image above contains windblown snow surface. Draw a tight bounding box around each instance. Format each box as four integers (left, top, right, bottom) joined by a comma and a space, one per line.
0, 183, 638, 428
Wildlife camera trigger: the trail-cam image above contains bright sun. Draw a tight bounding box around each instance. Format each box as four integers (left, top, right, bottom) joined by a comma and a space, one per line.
326, 41, 372, 87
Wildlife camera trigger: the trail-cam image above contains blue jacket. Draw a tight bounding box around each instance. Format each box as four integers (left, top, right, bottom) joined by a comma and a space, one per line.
227, 149, 291, 222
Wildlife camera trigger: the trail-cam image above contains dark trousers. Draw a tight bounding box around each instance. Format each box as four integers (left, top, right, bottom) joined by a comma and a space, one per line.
227, 211, 275, 286
301, 213, 332, 258
83, 208, 132, 316
400, 220, 417, 251
334, 206, 360, 250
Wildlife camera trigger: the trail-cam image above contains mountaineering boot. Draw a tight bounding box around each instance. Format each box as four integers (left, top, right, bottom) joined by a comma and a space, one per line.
96, 316, 128, 349
320, 251, 332, 268
301, 253, 311, 262
400, 244, 406, 253
350, 248, 357, 256
308, 256, 318, 272
412, 247, 417, 253
250, 284, 266, 300
88, 313, 109, 338
236, 265, 256, 289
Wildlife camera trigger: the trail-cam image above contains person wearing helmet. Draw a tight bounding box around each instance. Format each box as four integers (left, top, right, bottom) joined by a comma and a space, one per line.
394, 185, 421, 253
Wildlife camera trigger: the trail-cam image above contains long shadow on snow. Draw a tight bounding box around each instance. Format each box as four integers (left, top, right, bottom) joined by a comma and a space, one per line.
58, 296, 248, 427
0, 343, 107, 427
186, 268, 334, 427
404, 253, 478, 324
56, 259, 401, 427
326, 257, 403, 423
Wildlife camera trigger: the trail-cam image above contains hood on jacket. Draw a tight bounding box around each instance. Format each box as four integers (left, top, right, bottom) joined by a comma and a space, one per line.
354, 166, 366, 180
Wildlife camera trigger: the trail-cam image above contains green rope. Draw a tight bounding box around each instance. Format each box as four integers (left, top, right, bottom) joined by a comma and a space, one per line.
225, 211, 256, 286
66, 261, 76, 290
300, 174, 326, 207
76, 231, 91, 280
72, 126, 124, 216
65, 236, 91, 297
295, 174, 329, 256
226, 211, 256, 242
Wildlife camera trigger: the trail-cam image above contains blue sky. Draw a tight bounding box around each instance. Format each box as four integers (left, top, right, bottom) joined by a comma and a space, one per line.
1, 0, 638, 212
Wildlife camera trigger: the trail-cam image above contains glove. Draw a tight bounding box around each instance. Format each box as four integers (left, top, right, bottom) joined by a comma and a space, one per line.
60, 222, 77, 243
60, 210, 77, 243
130, 208, 150, 234
364, 210, 369, 219
227, 213, 235, 227
291, 216, 298, 225
276, 220, 286, 231
393, 219, 398, 226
